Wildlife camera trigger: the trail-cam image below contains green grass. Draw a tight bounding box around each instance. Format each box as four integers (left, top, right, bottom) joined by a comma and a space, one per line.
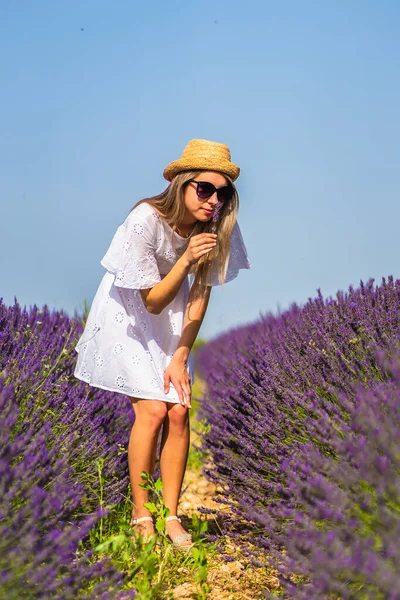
81, 463, 214, 599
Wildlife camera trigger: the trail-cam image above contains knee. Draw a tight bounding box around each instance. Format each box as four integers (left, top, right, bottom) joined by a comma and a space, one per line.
167, 404, 189, 434
133, 401, 168, 431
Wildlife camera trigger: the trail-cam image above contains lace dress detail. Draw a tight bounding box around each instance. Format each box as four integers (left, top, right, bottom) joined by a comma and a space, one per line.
74, 202, 250, 403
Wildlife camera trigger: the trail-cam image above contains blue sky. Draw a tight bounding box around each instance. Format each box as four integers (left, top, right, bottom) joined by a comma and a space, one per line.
1, 0, 399, 340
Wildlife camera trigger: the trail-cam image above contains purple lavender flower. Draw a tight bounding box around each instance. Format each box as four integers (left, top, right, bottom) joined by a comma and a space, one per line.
0, 376, 133, 599
211, 201, 222, 233
0, 298, 136, 598
197, 276, 400, 597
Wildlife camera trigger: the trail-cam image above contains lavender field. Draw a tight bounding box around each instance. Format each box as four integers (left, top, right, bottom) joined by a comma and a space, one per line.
197, 276, 400, 599
1, 275, 400, 599
0, 300, 135, 598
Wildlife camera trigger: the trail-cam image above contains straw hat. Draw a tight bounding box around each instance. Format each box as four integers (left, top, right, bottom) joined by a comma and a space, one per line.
163, 139, 240, 182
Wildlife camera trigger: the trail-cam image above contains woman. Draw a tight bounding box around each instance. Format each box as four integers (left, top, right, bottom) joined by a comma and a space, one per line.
74, 138, 250, 549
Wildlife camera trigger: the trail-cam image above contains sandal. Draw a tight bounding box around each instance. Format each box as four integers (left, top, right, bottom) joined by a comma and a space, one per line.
165, 515, 193, 551
130, 515, 155, 542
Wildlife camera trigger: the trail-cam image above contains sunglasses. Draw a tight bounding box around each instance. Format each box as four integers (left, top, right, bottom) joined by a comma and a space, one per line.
188, 179, 234, 203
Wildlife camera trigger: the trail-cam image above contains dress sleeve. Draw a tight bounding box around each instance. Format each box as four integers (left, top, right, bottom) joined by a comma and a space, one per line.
100, 204, 162, 289
189, 221, 251, 287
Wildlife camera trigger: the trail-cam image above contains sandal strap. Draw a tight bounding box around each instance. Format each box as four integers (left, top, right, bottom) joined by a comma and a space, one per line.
130, 516, 153, 525
166, 515, 181, 523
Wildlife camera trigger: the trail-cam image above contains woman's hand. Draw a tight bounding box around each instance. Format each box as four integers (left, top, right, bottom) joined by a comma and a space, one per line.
163, 354, 192, 408
183, 233, 217, 266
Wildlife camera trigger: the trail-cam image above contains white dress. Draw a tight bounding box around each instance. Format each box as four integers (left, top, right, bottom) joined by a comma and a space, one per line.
74, 201, 251, 404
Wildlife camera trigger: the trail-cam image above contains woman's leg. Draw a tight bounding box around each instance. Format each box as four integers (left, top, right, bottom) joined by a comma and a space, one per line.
128, 398, 168, 533
159, 402, 191, 544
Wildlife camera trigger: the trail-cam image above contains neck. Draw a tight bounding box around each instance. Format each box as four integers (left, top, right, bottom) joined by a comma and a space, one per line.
178, 222, 196, 233
176, 223, 196, 239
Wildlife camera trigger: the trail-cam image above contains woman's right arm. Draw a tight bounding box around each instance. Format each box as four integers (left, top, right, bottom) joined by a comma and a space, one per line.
140, 233, 217, 314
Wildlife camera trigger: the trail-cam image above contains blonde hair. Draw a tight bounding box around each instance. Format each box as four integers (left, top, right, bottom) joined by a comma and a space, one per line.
130, 170, 239, 299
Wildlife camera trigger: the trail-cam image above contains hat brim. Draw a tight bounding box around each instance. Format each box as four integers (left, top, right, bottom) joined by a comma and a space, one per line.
163, 159, 240, 182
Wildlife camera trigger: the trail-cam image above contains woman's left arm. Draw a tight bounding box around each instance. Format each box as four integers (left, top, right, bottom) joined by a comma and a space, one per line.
163, 285, 212, 406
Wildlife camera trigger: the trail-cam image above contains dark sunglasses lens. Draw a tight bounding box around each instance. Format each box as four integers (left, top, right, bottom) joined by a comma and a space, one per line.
217, 186, 233, 203
196, 182, 215, 199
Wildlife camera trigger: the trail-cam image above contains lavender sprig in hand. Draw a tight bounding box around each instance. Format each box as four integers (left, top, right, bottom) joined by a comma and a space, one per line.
211, 201, 222, 234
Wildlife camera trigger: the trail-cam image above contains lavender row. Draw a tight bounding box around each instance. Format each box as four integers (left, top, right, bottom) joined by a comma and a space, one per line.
0, 377, 134, 599
0, 298, 135, 597
197, 276, 400, 597
262, 357, 400, 598
0, 298, 134, 511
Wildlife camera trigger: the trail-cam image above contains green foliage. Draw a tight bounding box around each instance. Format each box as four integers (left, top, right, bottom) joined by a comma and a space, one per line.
87, 468, 214, 599
140, 471, 171, 542
191, 543, 211, 600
